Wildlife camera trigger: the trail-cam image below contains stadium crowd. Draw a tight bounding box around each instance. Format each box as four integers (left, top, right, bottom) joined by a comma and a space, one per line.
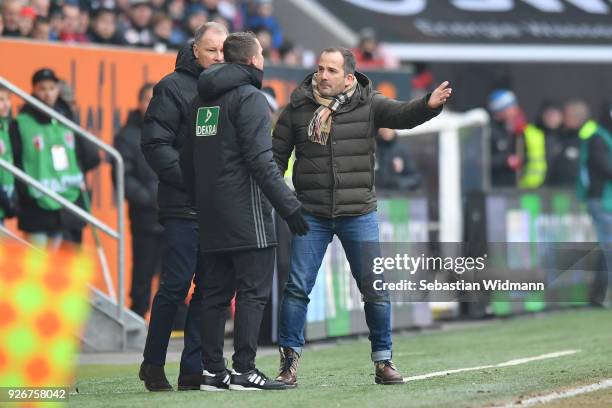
0, 0, 324, 66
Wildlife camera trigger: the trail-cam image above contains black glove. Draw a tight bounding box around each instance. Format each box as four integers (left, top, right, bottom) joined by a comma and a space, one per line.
285, 207, 310, 236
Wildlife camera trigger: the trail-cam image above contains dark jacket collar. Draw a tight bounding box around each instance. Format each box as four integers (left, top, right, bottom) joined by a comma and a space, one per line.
175, 41, 203, 78
198, 63, 263, 100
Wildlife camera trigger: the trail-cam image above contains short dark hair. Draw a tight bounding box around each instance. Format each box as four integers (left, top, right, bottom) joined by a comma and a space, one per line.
138, 83, 155, 102
223, 32, 258, 64
193, 22, 228, 45
320, 47, 356, 76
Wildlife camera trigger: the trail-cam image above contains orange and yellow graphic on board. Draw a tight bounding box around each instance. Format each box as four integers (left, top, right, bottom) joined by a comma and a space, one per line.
0, 243, 93, 407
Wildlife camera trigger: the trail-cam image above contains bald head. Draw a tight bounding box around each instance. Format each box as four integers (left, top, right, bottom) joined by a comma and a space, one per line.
564, 100, 590, 131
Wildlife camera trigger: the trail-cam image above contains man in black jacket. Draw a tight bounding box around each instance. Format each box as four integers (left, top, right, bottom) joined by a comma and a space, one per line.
273, 47, 451, 386
180, 32, 309, 391
139, 22, 227, 391
114, 83, 163, 318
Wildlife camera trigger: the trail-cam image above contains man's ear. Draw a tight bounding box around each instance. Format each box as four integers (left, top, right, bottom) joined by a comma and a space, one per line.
192, 43, 198, 59
345, 73, 355, 87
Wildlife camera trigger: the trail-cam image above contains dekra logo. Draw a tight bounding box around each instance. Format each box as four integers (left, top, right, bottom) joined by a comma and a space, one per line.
196, 106, 219, 136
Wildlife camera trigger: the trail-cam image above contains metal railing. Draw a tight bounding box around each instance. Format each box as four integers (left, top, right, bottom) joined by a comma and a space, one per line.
0, 76, 126, 322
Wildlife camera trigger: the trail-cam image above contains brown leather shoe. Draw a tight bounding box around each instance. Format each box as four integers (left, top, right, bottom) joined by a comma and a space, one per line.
139, 362, 173, 391
275, 347, 299, 387
374, 360, 405, 385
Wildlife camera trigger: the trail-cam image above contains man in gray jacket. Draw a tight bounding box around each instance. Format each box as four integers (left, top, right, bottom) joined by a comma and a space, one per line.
273, 47, 451, 386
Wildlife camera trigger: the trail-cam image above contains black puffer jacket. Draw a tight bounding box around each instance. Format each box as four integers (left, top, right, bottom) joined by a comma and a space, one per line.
180, 63, 300, 252
114, 110, 163, 234
273, 72, 441, 218
141, 42, 202, 221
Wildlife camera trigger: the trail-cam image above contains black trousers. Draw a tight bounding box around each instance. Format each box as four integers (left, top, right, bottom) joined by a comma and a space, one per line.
130, 231, 164, 317
143, 219, 202, 374
199, 246, 275, 373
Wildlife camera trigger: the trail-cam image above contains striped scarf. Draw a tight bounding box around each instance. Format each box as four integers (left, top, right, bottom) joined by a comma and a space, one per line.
307, 73, 358, 145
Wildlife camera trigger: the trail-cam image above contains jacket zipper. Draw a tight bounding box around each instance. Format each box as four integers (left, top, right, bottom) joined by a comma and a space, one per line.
330, 126, 337, 217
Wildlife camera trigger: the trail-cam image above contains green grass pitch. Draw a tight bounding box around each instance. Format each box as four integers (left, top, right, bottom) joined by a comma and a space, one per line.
72, 309, 612, 408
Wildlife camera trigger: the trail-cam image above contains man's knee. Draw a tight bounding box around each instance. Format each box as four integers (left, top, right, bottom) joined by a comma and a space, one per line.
156, 280, 192, 303
283, 281, 311, 304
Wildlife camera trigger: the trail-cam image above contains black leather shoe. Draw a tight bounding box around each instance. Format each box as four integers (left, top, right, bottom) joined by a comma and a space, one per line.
177, 372, 202, 391
139, 362, 173, 392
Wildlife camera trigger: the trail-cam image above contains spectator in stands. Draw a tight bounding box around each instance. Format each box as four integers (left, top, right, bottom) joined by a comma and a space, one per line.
0, 85, 18, 224
122, 0, 154, 47
59, 3, 88, 43
574, 100, 612, 306
183, 3, 207, 38
114, 82, 164, 317
0, 12, 4, 36
88, 7, 124, 45
279, 41, 300, 66
411, 62, 435, 99
352, 27, 399, 70
531, 102, 569, 187
517, 102, 559, 189
78, 4, 90, 38
254, 26, 279, 63
2, 0, 24, 37
48, 7, 62, 40
201, 0, 236, 28
245, 0, 283, 48
375, 128, 422, 192
167, 0, 186, 23
152, 12, 179, 52
31, 16, 51, 40
488, 89, 526, 187
18, 6, 36, 37
8, 68, 96, 249
551, 100, 588, 187
30, 0, 51, 18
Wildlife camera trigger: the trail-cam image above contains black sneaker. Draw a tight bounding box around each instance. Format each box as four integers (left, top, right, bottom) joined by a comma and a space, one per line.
200, 370, 231, 391
229, 369, 289, 391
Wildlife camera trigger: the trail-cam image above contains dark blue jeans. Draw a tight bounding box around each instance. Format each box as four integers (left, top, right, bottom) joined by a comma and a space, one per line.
278, 211, 392, 362
143, 218, 202, 374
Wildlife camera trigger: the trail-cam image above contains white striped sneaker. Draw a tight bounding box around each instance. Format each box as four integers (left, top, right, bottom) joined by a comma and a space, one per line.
229, 369, 289, 391
200, 370, 230, 391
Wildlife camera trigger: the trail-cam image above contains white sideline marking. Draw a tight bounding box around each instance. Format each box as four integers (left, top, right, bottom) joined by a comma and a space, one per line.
403, 350, 580, 382
493, 378, 612, 408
